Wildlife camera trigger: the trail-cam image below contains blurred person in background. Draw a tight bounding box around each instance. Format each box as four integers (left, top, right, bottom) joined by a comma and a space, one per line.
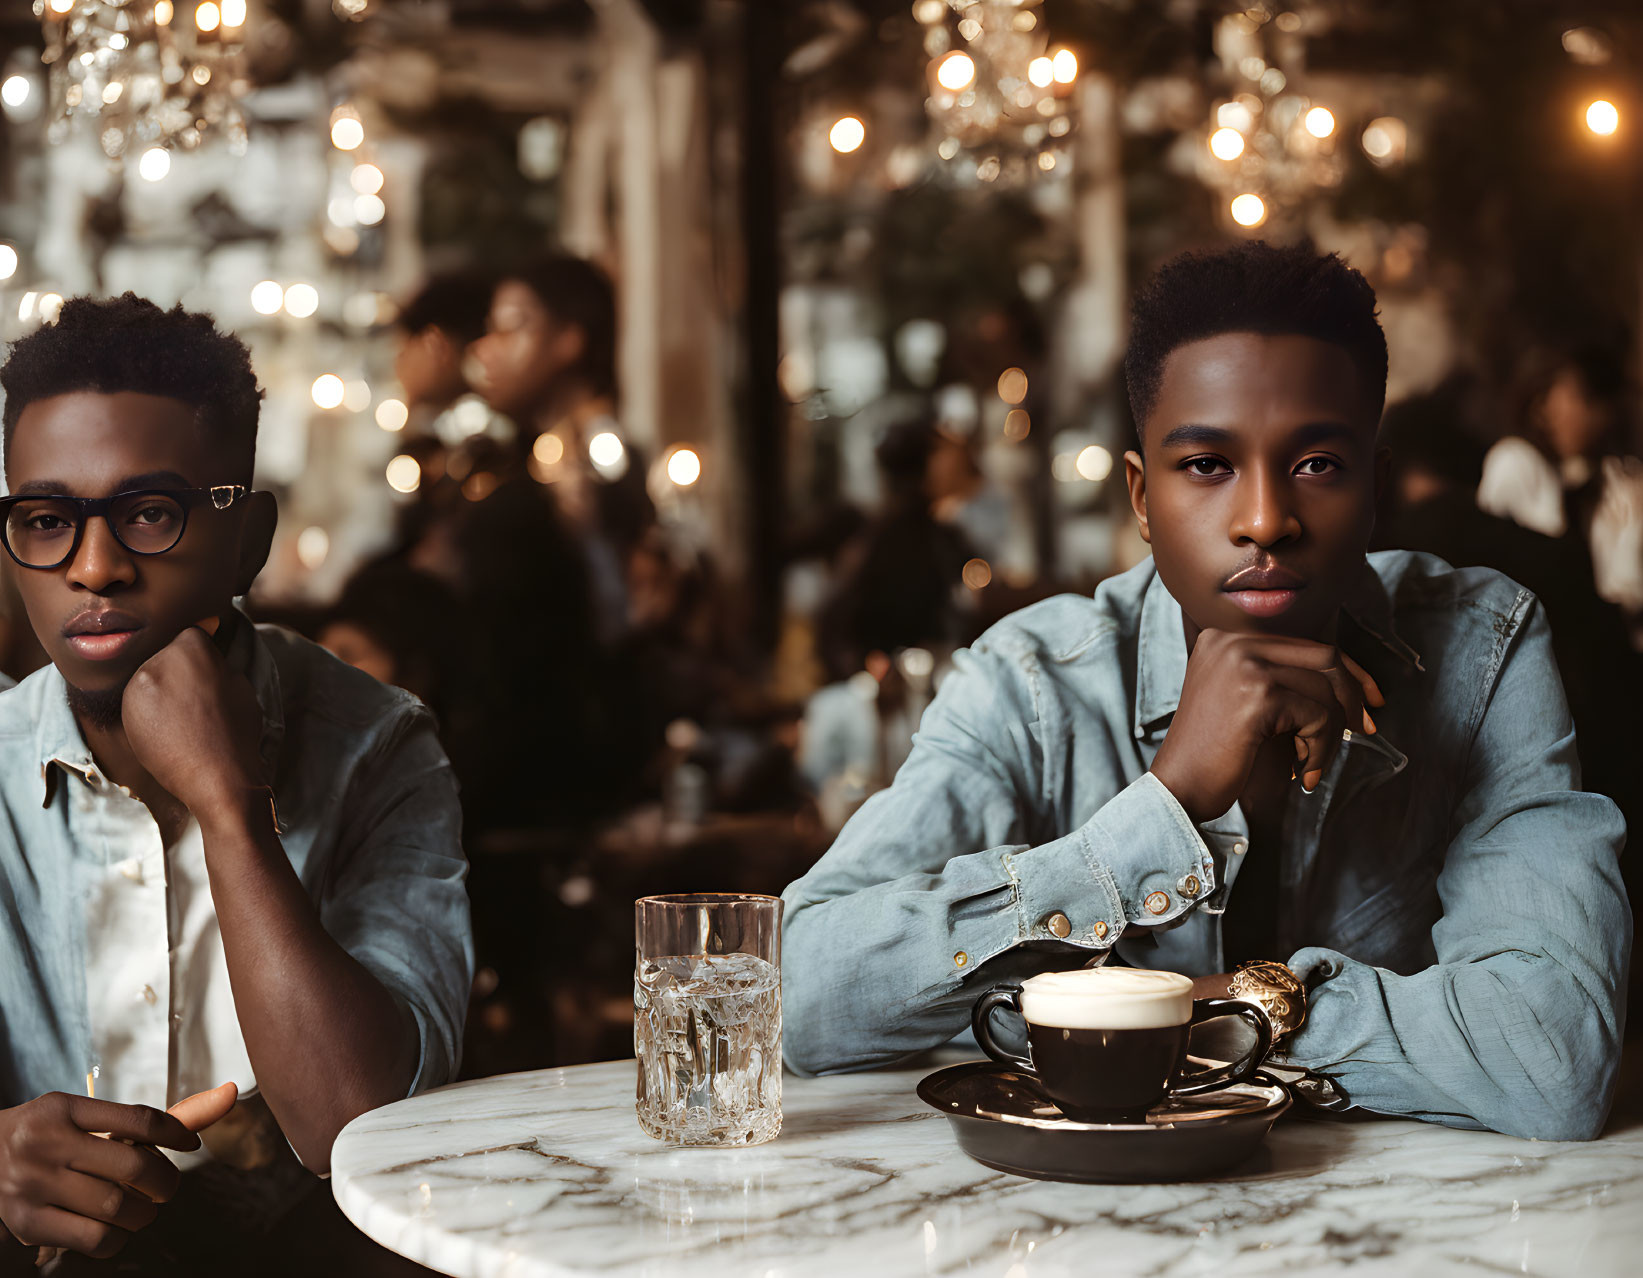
803, 416, 976, 826
317, 560, 462, 728
1478, 344, 1643, 644
1374, 386, 1642, 848
392, 270, 496, 434
469, 254, 654, 643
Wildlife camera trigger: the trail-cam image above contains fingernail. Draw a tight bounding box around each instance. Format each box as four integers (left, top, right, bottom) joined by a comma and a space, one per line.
1303, 771, 1321, 792
1363, 710, 1377, 734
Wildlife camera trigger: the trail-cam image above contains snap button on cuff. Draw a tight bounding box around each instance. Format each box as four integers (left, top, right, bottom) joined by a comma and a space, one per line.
1043, 911, 1071, 939
1144, 891, 1170, 915
1093, 920, 1109, 940
953, 951, 969, 968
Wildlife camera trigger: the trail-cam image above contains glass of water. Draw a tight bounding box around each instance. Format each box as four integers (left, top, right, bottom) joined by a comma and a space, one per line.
634, 893, 783, 1146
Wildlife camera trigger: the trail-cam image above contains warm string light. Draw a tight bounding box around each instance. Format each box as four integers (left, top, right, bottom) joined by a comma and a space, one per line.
1230, 193, 1267, 227
1585, 99, 1620, 136
829, 116, 865, 154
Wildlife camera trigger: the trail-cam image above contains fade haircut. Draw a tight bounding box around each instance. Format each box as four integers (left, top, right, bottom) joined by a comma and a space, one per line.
1124, 241, 1388, 439
397, 269, 497, 347
0, 293, 263, 481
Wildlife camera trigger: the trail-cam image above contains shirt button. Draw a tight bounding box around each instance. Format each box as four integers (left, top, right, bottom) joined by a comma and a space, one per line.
1144, 891, 1170, 915
953, 951, 969, 968
1043, 911, 1072, 939
1093, 920, 1109, 940
141, 985, 157, 1005
1178, 874, 1201, 898
1232, 841, 1247, 856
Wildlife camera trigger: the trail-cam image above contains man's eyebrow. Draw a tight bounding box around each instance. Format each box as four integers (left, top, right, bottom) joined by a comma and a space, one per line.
1156, 424, 1233, 450
1155, 421, 1361, 451
10, 470, 193, 497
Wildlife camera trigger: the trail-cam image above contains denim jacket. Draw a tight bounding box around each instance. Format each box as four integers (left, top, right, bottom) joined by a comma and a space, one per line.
0, 616, 474, 1112
782, 552, 1630, 1140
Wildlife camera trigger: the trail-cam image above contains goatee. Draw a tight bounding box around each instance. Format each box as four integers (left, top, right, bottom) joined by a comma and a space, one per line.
66, 682, 127, 731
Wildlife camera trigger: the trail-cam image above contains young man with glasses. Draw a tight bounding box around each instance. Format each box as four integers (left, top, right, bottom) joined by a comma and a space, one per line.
0, 295, 471, 1271
782, 243, 1630, 1141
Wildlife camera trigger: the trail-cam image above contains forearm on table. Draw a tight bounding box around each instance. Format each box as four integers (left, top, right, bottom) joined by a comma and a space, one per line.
199, 793, 418, 1171
1282, 946, 1624, 1141
782, 774, 1216, 1074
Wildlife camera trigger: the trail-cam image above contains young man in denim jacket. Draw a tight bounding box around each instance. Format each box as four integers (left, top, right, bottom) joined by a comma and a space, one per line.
783, 243, 1629, 1141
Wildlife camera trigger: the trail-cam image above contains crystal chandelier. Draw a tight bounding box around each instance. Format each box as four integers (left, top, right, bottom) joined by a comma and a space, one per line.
915, 0, 1078, 185
36, 0, 251, 159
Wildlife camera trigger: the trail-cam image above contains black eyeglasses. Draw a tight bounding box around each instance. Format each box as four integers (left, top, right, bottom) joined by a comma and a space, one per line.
0, 486, 252, 570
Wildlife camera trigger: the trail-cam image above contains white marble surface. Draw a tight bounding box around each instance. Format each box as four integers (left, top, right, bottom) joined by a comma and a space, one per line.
332, 1057, 1643, 1278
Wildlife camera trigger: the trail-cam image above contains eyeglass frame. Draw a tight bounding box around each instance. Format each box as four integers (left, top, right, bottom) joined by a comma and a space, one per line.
0, 485, 255, 571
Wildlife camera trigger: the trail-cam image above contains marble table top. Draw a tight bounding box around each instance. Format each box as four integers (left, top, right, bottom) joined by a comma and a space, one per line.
331, 1056, 1643, 1278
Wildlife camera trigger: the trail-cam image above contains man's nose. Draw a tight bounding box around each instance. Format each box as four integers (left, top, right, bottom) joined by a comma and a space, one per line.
1228, 469, 1302, 546
64, 516, 137, 592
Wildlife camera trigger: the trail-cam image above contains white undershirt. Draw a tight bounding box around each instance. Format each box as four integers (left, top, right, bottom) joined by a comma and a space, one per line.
72, 763, 255, 1169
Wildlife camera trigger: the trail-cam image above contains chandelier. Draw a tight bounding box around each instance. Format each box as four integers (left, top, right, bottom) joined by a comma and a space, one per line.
36, 0, 251, 159
915, 0, 1078, 185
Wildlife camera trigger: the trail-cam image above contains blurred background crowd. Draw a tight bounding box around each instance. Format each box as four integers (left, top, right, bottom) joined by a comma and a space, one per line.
0, 0, 1639, 1067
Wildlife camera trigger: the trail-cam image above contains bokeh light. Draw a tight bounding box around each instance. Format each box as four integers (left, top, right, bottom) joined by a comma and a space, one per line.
533, 432, 565, 466
1304, 107, 1336, 138
829, 116, 865, 154
284, 283, 319, 318
296, 526, 329, 571
1028, 57, 1054, 89
138, 147, 170, 181
343, 380, 372, 413
220, 0, 246, 26
1003, 409, 1030, 441
936, 52, 976, 93
1052, 49, 1078, 84
350, 163, 384, 195
1586, 99, 1620, 136
250, 280, 283, 315
1075, 444, 1114, 482
666, 447, 702, 487
195, 3, 219, 33
1, 77, 30, 109
962, 558, 993, 590
1230, 193, 1267, 227
997, 367, 1029, 404
589, 431, 626, 468
331, 116, 364, 151
0, 245, 17, 282
311, 374, 345, 410
1209, 127, 1245, 160
375, 399, 408, 432
386, 455, 421, 494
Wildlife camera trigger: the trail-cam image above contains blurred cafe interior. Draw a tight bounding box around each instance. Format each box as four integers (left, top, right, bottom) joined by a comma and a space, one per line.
0, 0, 1639, 1084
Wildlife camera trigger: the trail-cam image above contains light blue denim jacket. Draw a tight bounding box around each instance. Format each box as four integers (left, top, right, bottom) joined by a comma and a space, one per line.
0, 616, 474, 1110
782, 552, 1630, 1140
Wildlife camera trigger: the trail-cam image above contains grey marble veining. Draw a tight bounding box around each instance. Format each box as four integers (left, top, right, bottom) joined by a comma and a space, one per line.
331, 1059, 1643, 1278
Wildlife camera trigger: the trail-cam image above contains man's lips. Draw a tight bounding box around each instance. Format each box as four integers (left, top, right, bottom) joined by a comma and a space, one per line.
63, 610, 144, 662
1221, 563, 1307, 618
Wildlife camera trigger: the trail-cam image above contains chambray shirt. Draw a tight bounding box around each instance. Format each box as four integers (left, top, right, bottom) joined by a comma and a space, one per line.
782, 552, 1631, 1141
0, 616, 474, 1118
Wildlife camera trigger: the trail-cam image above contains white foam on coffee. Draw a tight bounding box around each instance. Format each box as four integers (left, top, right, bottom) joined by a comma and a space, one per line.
1019, 968, 1193, 1030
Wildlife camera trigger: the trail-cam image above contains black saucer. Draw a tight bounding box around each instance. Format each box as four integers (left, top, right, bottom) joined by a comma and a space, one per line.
917, 1060, 1291, 1183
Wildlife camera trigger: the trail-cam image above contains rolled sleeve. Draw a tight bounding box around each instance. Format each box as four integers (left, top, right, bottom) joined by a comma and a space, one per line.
1010, 773, 1212, 943
319, 709, 474, 1096
782, 637, 1215, 1076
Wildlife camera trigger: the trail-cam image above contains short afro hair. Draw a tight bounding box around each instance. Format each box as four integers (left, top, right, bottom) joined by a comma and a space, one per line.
506, 254, 618, 402
1, 293, 263, 481
396, 269, 497, 347
1124, 241, 1387, 437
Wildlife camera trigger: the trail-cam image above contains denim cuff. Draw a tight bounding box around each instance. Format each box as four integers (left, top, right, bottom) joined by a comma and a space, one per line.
1005, 772, 1213, 949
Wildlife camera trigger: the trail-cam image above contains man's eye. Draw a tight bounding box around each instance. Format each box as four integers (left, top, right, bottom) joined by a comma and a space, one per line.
130, 505, 171, 524
26, 514, 70, 532
1296, 456, 1339, 476
1182, 457, 1228, 476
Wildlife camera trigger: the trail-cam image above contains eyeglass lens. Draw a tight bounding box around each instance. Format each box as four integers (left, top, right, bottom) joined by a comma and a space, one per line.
4, 492, 188, 567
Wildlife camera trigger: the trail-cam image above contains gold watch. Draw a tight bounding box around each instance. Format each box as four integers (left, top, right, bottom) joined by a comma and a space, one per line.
1229, 960, 1307, 1042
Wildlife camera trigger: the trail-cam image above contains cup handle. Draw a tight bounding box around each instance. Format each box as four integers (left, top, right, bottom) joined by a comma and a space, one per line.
1170, 998, 1274, 1098
971, 983, 1035, 1074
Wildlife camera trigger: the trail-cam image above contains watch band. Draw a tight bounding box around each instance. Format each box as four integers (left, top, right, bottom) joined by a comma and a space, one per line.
1229, 959, 1308, 1041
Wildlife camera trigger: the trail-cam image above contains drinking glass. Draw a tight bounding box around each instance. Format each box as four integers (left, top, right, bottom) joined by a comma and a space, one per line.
634, 893, 783, 1145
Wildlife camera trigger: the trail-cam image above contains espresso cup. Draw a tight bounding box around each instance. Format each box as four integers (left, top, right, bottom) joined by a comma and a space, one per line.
971, 968, 1273, 1123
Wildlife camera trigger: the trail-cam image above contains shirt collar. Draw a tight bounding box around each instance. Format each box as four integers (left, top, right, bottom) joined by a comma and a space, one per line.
34, 608, 286, 806
1131, 557, 1425, 740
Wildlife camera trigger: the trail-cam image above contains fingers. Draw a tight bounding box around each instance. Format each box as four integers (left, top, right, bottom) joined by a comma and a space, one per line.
65, 1098, 199, 1153
66, 1133, 182, 1206
167, 1082, 237, 1134
47, 1171, 159, 1233
1240, 636, 1385, 716
4, 1203, 131, 1261
1260, 670, 1347, 791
